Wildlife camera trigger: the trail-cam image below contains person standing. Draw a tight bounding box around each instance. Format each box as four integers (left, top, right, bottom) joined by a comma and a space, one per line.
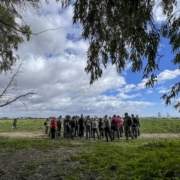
118, 116, 124, 137
78, 114, 84, 138
85, 116, 91, 139
104, 115, 112, 142
74, 116, 79, 137
64, 115, 71, 138
98, 118, 104, 139
57, 116, 62, 137
131, 114, 138, 138
50, 117, 57, 139
44, 118, 49, 134
123, 113, 132, 140
111, 115, 119, 140
12, 118, 17, 129
92, 117, 99, 140
70, 116, 76, 139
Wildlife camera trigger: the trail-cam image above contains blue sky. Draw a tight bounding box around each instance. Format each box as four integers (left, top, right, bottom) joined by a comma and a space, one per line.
0, 0, 179, 118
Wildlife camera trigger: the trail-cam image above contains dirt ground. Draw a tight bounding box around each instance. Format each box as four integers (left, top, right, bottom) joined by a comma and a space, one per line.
0, 132, 45, 139
140, 133, 180, 139
0, 147, 81, 180
0, 131, 180, 139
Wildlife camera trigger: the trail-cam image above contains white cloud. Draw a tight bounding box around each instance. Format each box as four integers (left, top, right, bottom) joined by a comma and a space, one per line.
158, 69, 180, 82
1, 0, 176, 117
136, 69, 180, 90
153, 0, 180, 23
153, 0, 167, 22
158, 88, 168, 94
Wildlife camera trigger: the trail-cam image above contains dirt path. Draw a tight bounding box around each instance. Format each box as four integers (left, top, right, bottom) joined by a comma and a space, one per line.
0, 132, 180, 139
0, 132, 46, 139
140, 133, 180, 139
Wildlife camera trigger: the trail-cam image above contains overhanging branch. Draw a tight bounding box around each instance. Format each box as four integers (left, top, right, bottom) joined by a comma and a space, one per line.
0, 92, 35, 108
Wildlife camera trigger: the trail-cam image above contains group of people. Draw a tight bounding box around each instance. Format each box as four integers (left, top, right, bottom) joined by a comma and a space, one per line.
44, 113, 140, 141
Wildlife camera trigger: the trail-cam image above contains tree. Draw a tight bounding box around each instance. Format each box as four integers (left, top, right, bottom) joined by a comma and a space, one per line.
0, 0, 36, 107
69, 0, 180, 111
0, 63, 35, 108
0, 0, 179, 110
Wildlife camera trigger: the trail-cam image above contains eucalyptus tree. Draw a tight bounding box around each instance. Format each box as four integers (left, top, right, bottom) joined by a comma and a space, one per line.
0, 0, 179, 110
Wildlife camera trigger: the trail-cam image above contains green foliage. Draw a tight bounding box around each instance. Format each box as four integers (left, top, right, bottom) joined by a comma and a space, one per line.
71, 0, 180, 109
0, 0, 36, 72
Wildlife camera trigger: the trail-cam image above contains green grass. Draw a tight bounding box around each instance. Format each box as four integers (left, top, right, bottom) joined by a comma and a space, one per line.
0, 137, 179, 179
1, 118, 180, 133
0, 137, 85, 151
0, 119, 44, 132
68, 139, 180, 179
141, 118, 180, 133
0, 118, 180, 179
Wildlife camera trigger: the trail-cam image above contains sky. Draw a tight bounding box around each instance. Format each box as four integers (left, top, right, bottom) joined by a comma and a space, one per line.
0, 0, 179, 118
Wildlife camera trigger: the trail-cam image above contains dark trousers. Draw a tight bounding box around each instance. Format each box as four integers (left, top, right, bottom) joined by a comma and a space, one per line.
105, 127, 112, 142
79, 126, 84, 137
99, 128, 104, 139
51, 128, 56, 139
132, 126, 138, 138
111, 127, 119, 140
124, 126, 132, 140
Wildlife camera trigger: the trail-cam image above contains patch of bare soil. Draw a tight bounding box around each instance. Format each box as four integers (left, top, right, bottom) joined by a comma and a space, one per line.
0, 132, 180, 139
140, 133, 180, 139
0, 147, 81, 180
0, 132, 46, 139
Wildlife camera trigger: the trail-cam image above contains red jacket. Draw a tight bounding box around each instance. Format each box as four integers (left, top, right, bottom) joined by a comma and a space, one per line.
116, 116, 124, 128
112, 117, 117, 126
50, 117, 57, 129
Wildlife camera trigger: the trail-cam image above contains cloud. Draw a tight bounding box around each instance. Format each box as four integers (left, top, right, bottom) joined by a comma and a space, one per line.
0, 52, 153, 117
136, 69, 180, 90
153, 0, 167, 22
157, 69, 180, 82
153, 0, 180, 23
158, 88, 168, 94
1, 0, 177, 117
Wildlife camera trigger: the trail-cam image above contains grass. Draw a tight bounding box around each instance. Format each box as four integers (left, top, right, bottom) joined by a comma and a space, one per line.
0, 118, 180, 133
68, 139, 180, 179
0, 118, 180, 179
0, 138, 179, 179
141, 118, 180, 133
0, 119, 44, 132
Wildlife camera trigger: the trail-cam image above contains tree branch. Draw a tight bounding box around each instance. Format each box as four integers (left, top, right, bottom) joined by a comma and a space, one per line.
0, 92, 35, 107
0, 63, 22, 99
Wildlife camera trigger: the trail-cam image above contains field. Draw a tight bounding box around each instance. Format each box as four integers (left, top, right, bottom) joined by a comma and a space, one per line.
0, 118, 180, 180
